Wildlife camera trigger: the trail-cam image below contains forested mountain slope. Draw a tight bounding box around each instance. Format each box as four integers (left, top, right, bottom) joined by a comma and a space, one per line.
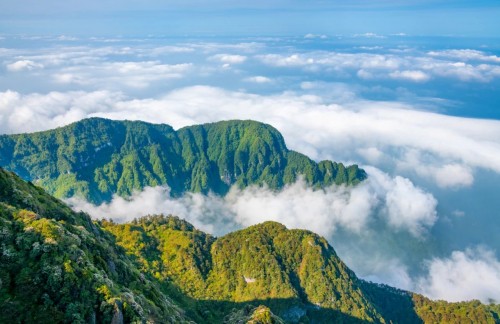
0, 168, 193, 323
0, 118, 365, 204
104, 216, 500, 323
1, 167, 499, 323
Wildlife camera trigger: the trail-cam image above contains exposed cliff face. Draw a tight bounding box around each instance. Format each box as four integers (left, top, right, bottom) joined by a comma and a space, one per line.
0, 118, 366, 204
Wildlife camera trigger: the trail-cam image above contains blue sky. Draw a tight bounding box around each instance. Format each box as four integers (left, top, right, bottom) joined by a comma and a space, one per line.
1, 0, 500, 36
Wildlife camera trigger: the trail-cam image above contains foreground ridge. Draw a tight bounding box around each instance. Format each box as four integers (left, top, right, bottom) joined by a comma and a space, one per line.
1, 167, 499, 323
0, 118, 365, 204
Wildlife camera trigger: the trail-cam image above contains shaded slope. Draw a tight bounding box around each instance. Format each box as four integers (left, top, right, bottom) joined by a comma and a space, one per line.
0, 118, 366, 204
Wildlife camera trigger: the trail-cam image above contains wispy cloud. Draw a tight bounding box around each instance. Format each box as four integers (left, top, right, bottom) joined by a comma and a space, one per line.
6, 60, 44, 72
244, 76, 273, 83
258, 49, 500, 82
53, 61, 192, 89
209, 54, 247, 64
428, 49, 500, 63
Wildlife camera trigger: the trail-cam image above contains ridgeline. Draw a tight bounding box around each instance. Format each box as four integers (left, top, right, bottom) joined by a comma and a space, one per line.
0, 118, 365, 204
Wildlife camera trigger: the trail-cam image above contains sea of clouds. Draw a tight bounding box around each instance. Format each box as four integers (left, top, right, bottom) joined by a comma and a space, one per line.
1, 35, 500, 302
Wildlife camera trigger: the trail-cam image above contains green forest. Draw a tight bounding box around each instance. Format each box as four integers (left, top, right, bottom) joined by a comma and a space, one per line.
0, 118, 365, 204
1, 167, 499, 323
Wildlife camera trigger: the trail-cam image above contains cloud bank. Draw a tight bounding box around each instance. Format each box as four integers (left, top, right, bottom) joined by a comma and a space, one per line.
258, 49, 500, 82
68, 172, 437, 239
2, 86, 499, 189
417, 247, 500, 303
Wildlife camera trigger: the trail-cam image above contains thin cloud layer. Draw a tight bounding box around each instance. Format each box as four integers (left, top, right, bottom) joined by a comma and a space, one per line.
258, 49, 500, 82
6, 60, 44, 72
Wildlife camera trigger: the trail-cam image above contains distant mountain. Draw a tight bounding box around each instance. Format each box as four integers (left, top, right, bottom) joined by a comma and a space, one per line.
1, 167, 499, 323
0, 118, 366, 204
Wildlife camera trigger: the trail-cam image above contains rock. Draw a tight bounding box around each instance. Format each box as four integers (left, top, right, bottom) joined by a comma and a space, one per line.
111, 300, 124, 324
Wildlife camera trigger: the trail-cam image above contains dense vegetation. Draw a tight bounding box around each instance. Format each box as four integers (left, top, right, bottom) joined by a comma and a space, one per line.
102, 215, 500, 323
103, 216, 383, 322
0, 168, 193, 323
1, 167, 499, 323
0, 118, 366, 204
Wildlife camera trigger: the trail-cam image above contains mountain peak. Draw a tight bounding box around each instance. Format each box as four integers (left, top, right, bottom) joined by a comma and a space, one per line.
0, 118, 366, 204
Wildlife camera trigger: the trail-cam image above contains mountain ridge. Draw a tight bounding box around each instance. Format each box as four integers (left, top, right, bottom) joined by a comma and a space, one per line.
0, 118, 366, 204
1, 166, 500, 323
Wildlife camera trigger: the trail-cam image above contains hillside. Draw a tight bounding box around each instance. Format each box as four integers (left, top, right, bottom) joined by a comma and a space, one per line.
0, 167, 194, 323
103, 216, 500, 323
1, 167, 499, 323
0, 118, 365, 204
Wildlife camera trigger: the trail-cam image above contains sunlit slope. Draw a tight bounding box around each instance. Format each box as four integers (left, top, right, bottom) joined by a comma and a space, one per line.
104, 214, 500, 323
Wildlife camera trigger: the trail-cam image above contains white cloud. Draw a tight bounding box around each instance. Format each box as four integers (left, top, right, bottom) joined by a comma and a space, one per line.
244, 76, 272, 83
360, 258, 414, 291
68, 170, 436, 240
354, 33, 386, 39
428, 49, 500, 63
304, 33, 328, 39
417, 247, 500, 303
57, 35, 78, 41
433, 164, 474, 188
357, 147, 384, 164
452, 209, 465, 217
226, 178, 377, 236
258, 50, 500, 83
367, 167, 437, 237
0, 90, 124, 133
384, 177, 437, 236
389, 70, 430, 82
148, 45, 195, 55
53, 61, 192, 88
397, 150, 475, 188
209, 54, 247, 64
67, 186, 238, 235
357, 69, 375, 80
2, 86, 500, 186
6, 60, 44, 71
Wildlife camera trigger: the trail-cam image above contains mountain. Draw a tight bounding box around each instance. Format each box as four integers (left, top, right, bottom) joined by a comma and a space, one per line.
102, 216, 383, 322
103, 215, 500, 323
0, 167, 194, 323
1, 167, 499, 323
0, 118, 366, 204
